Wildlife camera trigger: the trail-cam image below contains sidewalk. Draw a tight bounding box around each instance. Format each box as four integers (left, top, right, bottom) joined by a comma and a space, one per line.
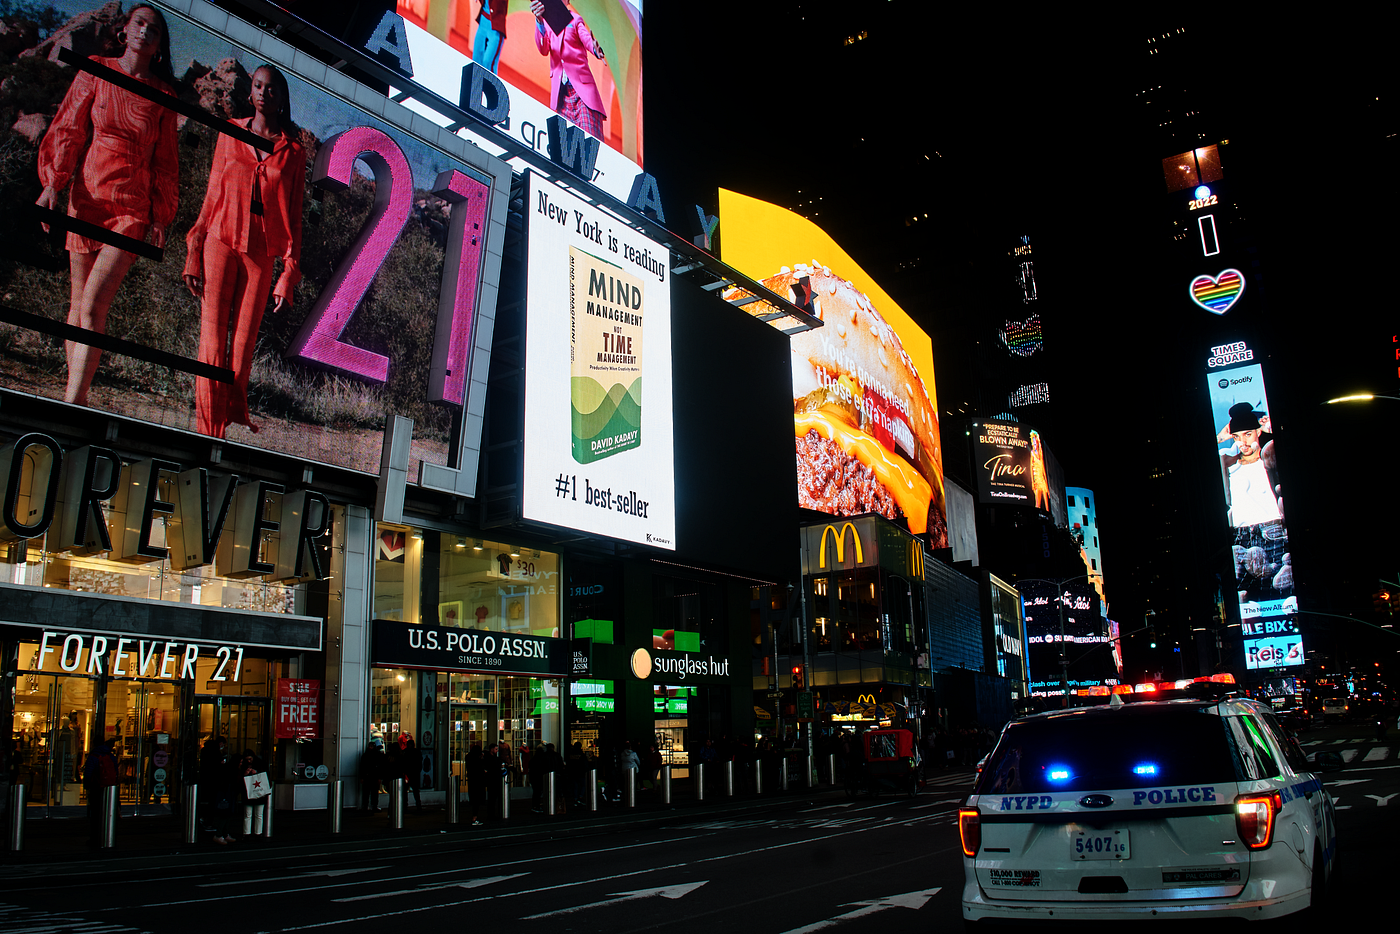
0, 770, 975, 866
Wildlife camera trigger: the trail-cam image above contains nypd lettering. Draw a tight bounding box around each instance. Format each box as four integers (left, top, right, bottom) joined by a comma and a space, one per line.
1132, 786, 1217, 805
1000, 795, 1054, 811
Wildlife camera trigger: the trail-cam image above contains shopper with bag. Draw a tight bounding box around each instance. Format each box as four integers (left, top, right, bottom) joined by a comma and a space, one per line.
239, 750, 271, 837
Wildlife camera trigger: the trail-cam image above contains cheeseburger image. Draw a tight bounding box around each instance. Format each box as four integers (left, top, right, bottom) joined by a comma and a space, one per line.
735, 262, 946, 546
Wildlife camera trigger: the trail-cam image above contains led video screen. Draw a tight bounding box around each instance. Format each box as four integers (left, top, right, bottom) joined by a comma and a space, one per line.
1243, 617, 1304, 670
1021, 579, 1117, 696
718, 189, 947, 547
972, 418, 1051, 512
0, 0, 506, 478
1207, 356, 1297, 637
397, 0, 642, 164
521, 171, 675, 548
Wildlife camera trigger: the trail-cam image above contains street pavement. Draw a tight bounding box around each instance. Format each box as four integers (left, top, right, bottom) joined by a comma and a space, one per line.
0, 722, 1395, 932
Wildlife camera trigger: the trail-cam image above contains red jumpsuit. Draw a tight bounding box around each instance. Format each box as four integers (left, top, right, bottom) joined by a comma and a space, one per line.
184, 119, 305, 438
38, 56, 179, 253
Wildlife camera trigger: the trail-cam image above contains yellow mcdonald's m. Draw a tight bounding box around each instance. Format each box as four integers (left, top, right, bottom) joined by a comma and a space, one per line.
818, 522, 863, 569
908, 543, 925, 579
856, 693, 876, 705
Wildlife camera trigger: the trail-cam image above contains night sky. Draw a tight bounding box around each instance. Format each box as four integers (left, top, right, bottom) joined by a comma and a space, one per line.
642, 3, 1400, 673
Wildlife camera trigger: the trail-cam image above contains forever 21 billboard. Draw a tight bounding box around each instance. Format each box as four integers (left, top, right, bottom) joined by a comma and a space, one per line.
0, 0, 509, 484
371, 619, 572, 677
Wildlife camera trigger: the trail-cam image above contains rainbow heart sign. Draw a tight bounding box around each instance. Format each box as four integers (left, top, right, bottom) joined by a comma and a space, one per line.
1189, 269, 1245, 314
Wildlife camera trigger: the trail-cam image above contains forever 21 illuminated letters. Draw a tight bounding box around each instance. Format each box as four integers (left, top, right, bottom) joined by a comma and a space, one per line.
0, 0, 509, 479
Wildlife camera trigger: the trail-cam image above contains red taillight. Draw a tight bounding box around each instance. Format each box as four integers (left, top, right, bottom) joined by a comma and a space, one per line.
959, 807, 981, 857
1235, 792, 1282, 849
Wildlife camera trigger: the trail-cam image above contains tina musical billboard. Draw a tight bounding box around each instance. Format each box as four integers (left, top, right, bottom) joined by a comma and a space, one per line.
0, 0, 509, 479
973, 418, 1051, 511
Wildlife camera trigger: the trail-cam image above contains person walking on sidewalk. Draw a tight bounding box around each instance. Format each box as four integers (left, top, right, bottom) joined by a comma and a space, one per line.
529, 743, 548, 812
237, 749, 267, 837
402, 737, 423, 809
359, 741, 383, 811
466, 744, 488, 825
82, 742, 118, 846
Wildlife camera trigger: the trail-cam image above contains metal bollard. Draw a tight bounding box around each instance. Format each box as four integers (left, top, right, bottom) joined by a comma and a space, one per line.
9, 783, 25, 851
445, 777, 458, 825
588, 768, 598, 811
695, 763, 705, 802
625, 769, 636, 808
101, 785, 117, 849
329, 780, 343, 833
183, 784, 199, 843
828, 753, 837, 785
755, 759, 764, 795
389, 777, 403, 829
780, 757, 789, 791
806, 753, 815, 788
662, 765, 672, 805
262, 786, 275, 838
546, 772, 556, 816
500, 773, 511, 820
724, 760, 734, 797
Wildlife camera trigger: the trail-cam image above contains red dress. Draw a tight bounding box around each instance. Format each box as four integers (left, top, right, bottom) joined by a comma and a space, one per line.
38, 57, 179, 253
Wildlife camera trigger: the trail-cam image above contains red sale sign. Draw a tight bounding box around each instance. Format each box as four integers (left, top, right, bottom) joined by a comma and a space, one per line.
275, 679, 322, 740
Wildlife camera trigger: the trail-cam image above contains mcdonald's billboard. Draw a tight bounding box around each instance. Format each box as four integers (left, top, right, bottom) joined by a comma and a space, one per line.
802, 517, 877, 575
800, 514, 928, 578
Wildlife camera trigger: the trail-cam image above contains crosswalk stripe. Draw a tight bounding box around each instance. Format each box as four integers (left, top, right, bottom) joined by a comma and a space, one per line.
1341, 749, 1359, 763
1362, 747, 1391, 762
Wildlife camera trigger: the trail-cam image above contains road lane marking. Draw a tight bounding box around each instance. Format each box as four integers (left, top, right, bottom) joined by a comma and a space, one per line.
335, 873, 530, 902
520, 881, 707, 919
1363, 794, 1396, 806
260, 815, 943, 932
99, 836, 710, 910
774, 887, 942, 934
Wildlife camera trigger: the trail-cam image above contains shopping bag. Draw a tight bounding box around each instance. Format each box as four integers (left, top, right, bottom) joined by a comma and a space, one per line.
243, 771, 272, 799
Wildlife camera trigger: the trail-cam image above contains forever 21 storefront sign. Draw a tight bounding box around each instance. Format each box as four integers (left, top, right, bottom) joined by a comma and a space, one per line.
371, 619, 571, 677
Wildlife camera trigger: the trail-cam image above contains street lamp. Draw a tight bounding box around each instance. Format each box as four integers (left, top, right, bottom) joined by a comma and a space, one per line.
1325, 393, 1400, 404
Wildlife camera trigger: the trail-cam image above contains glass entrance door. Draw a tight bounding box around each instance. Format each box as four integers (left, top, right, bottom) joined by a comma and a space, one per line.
10, 672, 100, 812
195, 697, 270, 763
447, 703, 496, 787
105, 680, 186, 811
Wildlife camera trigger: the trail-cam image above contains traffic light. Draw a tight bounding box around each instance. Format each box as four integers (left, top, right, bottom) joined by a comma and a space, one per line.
1148, 626, 1157, 649
1374, 590, 1396, 615
792, 665, 805, 690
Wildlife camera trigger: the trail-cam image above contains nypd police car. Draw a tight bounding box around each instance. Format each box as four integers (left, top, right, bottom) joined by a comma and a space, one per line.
959, 694, 1337, 923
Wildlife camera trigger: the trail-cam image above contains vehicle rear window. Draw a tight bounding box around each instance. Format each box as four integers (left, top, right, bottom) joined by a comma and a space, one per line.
974, 709, 1237, 795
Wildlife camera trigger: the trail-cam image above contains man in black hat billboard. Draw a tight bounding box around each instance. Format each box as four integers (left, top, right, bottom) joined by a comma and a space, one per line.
1216, 402, 1281, 528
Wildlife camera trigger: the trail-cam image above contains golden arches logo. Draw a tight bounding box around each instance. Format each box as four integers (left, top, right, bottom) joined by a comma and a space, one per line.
908, 544, 925, 578
818, 522, 863, 569
856, 693, 876, 705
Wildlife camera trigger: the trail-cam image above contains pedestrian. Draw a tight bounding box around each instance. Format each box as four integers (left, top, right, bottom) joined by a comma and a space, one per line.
547, 743, 567, 814
466, 744, 488, 825
619, 741, 640, 798
528, 743, 547, 812
403, 738, 423, 808
567, 741, 587, 807
238, 749, 268, 837
646, 743, 664, 792
82, 741, 118, 846
198, 735, 227, 834
212, 742, 241, 844
360, 741, 383, 811
382, 737, 402, 814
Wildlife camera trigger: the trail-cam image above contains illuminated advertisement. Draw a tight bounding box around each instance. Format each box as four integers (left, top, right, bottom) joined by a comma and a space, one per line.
395, 0, 643, 192
717, 190, 947, 547
1242, 617, 1304, 670
1207, 345, 1299, 666
972, 419, 1051, 512
521, 172, 674, 548
0, 0, 509, 479
1189, 268, 1245, 315
1021, 580, 1117, 696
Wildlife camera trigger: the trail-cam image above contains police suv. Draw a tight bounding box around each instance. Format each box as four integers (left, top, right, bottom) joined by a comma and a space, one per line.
959, 695, 1336, 923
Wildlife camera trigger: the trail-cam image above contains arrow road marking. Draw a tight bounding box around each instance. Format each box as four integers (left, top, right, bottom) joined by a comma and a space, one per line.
775, 888, 942, 934
1364, 794, 1397, 807
520, 881, 707, 919
335, 873, 529, 902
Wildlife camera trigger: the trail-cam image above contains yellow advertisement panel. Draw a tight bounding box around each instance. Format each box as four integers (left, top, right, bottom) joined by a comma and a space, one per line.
720, 190, 946, 547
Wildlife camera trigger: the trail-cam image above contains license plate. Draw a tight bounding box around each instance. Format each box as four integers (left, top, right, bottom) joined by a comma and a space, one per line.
1074, 829, 1130, 859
